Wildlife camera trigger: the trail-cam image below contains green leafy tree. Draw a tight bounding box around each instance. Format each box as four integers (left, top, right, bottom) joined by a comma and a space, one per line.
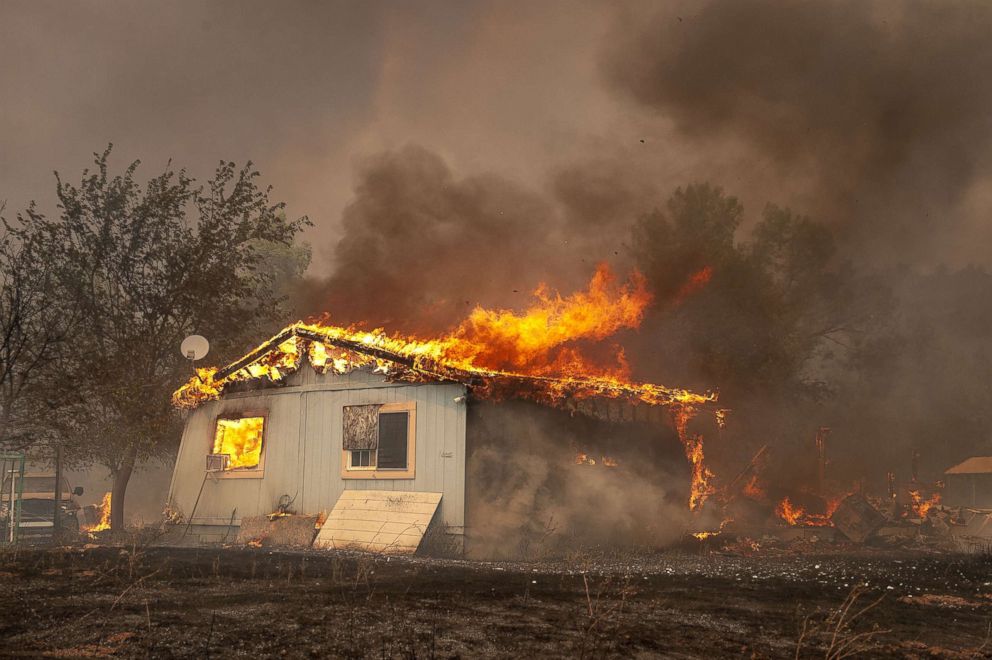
631, 184, 890, 472
7, 146, 310, 529
0, 203, 82, 452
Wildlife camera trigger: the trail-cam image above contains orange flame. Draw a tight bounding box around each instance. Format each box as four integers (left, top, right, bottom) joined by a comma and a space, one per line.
443, 263, 650, 378
574, 453, 619, 468
674, 407, 715, 511
672, 266, 713, 306
692, 516, 733, 540
743, 475, 765, 500
85, 492, 111, 532
775, 497, 804, 525
575, 452, 597, 466
174, 265, 716, 412
775, 495, 841, 527
908, 489, 941, 518
213, 417, 265, 470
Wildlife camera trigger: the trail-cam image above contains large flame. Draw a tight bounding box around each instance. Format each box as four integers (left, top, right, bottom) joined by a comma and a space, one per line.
174, 264, 714, 411
213, 417, 265, 470
442, 264, 649, 377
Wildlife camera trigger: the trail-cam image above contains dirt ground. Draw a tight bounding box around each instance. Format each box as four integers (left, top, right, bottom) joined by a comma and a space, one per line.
1, 544, 990, 658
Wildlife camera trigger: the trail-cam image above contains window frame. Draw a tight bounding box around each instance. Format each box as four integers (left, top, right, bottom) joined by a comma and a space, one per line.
210, 410, 268, 479
341, 402, 416, 480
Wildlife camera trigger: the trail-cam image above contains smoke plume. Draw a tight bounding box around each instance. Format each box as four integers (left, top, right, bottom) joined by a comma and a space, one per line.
465, 401, 707, 559
294, 145, 610, 333
603, 0, 992, 266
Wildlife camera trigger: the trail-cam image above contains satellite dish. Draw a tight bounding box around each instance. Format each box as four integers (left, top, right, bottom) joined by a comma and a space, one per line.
181, 335, 210, 361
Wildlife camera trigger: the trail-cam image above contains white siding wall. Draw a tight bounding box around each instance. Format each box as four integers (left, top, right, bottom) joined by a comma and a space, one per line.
167, 368, 467, 536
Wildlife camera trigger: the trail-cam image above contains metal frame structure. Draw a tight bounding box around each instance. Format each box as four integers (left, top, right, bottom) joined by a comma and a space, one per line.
0, 452, 26, 545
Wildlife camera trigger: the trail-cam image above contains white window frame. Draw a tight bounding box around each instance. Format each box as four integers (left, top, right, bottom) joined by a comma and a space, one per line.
341, 402, 416, 480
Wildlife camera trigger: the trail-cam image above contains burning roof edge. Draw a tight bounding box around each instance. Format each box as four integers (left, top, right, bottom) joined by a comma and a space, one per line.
172, 322, 717, 412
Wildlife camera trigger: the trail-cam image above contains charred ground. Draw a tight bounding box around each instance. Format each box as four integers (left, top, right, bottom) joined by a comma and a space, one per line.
1, 545, 990, 658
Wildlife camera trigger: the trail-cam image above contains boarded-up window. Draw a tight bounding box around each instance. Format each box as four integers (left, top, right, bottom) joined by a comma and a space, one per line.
376, 412, 409, 469
343, 405, 382, 450
213, 417, 265, 470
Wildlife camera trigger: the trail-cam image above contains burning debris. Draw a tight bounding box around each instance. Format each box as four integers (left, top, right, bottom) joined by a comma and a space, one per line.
908, 489, 941, 518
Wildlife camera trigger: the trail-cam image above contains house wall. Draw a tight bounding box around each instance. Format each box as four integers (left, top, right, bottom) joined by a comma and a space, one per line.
945, 474, 992, 508
167, 367, 467, 543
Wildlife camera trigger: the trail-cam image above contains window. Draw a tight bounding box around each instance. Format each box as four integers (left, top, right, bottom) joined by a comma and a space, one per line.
350, 449, 374, 468
341, 403, 415, 479
212, 414, 266, 476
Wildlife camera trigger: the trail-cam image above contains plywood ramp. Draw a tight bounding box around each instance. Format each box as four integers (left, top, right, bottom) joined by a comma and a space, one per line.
314, 490, 442, 554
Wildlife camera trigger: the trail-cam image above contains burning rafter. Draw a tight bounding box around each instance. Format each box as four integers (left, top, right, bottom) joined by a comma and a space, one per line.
172, 321, 716, 411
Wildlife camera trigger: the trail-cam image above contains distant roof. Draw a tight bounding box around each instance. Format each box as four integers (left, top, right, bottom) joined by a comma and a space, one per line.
945, 456, 992, 475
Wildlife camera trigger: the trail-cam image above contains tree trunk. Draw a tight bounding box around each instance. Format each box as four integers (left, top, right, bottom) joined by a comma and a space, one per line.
110, 444, 137, 531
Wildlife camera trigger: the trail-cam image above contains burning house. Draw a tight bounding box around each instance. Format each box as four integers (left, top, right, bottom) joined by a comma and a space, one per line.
167, 267, 718, 555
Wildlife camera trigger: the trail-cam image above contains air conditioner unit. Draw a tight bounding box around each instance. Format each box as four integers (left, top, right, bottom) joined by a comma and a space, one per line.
206, 454, 230, 472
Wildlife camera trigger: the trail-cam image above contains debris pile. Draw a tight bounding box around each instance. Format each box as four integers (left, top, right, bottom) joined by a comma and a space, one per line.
692, 491, 992, 554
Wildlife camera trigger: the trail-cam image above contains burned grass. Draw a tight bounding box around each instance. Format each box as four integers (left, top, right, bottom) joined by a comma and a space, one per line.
0, 546, 990, 658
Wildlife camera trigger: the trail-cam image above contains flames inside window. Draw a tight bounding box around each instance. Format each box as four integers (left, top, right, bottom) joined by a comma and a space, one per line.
213, 416, 265, 470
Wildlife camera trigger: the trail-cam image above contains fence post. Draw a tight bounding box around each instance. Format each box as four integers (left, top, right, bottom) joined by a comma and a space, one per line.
1, 452, 26, 545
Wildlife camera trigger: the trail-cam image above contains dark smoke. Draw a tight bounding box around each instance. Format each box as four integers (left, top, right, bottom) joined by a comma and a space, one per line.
465, 401, 708, 559
294, 145, 608, 333
603, 0, 992, 266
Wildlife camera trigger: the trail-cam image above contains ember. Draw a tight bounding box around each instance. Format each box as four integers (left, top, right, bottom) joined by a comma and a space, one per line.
692, 517, 733, 540
575, 453, 596, 466
574, 453, 619, 468
775, 495, 841, 527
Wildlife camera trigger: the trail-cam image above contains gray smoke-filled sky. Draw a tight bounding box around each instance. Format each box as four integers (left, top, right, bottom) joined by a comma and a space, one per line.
3, 0, 991, 305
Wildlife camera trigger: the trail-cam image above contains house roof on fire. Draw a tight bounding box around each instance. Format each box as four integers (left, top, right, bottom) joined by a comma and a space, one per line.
945, 456, 992, 475
172, 322, 716, 414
